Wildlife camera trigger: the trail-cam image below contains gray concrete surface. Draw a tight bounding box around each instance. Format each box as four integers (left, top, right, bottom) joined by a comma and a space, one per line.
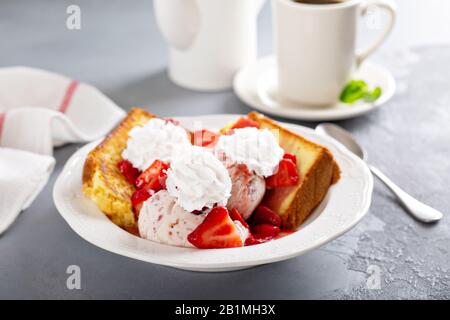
0, 0, 448, 299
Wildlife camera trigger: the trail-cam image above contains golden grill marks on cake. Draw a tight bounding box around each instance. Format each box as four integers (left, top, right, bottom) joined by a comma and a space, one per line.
82, 108, 155, 230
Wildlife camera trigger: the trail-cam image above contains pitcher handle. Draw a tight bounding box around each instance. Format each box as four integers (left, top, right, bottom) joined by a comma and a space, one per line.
255, 0, 266, 14
154, 0, 200, 51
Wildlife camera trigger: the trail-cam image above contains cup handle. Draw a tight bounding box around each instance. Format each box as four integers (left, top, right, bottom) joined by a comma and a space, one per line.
356, 0, 397, 66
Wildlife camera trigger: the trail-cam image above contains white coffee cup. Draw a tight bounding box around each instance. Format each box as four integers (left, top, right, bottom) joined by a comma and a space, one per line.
273, 0, 396, 106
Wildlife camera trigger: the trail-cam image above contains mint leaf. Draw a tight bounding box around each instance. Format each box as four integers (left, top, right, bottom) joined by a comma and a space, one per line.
364, 86, 382, 102
340, 80, 382, 104
340, 80, 368, 103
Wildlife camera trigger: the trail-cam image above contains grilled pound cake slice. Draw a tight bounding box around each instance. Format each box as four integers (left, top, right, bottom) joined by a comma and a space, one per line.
248, 112, 340, 229
82, 108, 155, 229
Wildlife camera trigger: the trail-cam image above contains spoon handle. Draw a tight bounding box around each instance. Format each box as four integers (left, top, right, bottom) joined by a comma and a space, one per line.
369, 165, 443, 223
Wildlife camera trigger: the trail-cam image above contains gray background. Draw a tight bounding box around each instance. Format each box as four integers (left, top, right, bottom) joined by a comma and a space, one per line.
0, 0, 449, 299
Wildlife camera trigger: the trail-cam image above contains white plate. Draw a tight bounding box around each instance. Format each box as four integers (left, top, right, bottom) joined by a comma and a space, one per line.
234, 56, 396, 121
53, 115, 373, 272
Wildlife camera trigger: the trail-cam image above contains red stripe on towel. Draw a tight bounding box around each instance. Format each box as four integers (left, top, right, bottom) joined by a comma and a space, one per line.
59, 80, 79, 113
0, 112, 6, 140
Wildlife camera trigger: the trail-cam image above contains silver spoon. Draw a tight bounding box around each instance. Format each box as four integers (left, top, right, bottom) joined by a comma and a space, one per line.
316, 123, 443, 223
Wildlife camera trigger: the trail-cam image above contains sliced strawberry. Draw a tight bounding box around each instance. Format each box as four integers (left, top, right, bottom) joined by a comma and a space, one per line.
229, 208, 249, 229
266, 158, 299, 189
283, 152, 297, 164
231, 117, 260, 130
245, 225, 281, 246
193, 129, 220, 148
131, 188, 154, 218
135, 160, 169, 190
245, 235, 266, 246
117, 160, 140, 185
251, 205, 281, 227
187, 207, 243, 249
252, 224, 280, 240
158, 172, 168, 189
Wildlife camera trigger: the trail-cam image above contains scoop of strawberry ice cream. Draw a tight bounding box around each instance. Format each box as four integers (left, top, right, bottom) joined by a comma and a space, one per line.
138, 190, 205, 247
138, 190, 249, 248
225, 163, 266, 220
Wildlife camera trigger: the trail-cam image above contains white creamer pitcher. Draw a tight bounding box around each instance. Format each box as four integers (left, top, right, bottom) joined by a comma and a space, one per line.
154, 0, 266, 91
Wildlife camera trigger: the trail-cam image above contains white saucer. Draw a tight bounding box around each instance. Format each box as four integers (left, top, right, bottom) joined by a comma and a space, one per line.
53, 114, 373, 272
234, 55, 396, 121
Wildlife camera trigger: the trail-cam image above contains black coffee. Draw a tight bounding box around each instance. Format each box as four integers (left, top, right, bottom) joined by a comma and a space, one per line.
292, 0, 342, 4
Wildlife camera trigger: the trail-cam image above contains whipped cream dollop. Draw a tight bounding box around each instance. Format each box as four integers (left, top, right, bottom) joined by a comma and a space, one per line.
166, 146, 232, 212
122, 118, 190, 171
215, 127, 284, 177
138, 190, 205, 247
